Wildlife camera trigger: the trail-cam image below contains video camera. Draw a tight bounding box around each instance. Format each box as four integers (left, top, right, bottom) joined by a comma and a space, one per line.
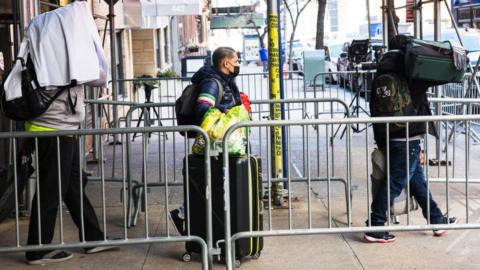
348, 39, 370, 64
348, 39, 385, 71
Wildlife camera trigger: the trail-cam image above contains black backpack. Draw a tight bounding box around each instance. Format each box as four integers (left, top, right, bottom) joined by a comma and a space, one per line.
377, 50, 405, 75
175, 78, 223, 138
0, 55, 77, 121
371, 73, 416, 134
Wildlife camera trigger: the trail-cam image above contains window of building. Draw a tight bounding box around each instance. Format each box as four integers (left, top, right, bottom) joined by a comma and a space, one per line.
163, 27, 170, 64
328, 1, 339, 32
474, 7, 480, 21
156, 29, 163, 70
458, 7, 472, 23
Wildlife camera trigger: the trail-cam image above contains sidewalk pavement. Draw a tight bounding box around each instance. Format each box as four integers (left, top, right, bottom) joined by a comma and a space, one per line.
1, 185, 479, 269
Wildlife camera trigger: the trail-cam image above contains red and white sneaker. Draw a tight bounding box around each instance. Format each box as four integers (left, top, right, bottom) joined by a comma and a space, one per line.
364, 232, 396, 243
433, 216, 458, 237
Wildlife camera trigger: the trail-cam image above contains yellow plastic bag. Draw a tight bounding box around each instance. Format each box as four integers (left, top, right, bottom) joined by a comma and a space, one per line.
209, 105, 250, 141
192, 105, 250, 156
200, 107, 222, 133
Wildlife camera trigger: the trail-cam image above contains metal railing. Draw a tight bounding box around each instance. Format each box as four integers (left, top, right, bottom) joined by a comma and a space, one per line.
109, 98, 351, 228
108, 71, 305, 104
311, 70, 376, 117
222, 114, 480, 269
2, 106, 480, 269
0, 126, 212, 269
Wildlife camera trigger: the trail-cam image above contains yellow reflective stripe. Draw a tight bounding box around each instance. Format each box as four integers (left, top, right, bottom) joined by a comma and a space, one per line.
24, 121, 57, 132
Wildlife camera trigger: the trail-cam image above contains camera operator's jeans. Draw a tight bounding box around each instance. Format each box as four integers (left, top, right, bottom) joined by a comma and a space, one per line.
369, 140, 444, 226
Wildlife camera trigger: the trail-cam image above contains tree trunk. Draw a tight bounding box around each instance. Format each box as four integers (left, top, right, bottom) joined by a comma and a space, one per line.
315, 0, 327, 50
253, 25, 268, 49
260, 27, 267, 48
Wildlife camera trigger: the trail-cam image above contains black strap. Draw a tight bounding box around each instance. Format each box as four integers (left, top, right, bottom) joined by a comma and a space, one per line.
51, 79, 78, 114
66, 88, 77, 114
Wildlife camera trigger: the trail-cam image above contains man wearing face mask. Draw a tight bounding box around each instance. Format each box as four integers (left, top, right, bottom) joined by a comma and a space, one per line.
170, 47, 243, 235
191, 47, 242, 125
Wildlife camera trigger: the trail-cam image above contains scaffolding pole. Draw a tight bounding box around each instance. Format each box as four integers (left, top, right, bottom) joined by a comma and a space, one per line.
108, 0, 119, 134
382, 0, 389, 47
433, 0, 444, 161
414, 0, 423, 39
367, 0, 371, 39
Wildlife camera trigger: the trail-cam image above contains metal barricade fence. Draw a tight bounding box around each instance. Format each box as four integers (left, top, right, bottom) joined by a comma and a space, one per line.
438, 74, 480, 125
0, 126, 212, 270
96, 71, 321, 137
109, 71, 305, 105
83, 97, 350, 167
104, 72, 479, 131
310, 70, 376, 117
222, 114, 480, 269
83, 95, 477, 215
103, 98, 351, 227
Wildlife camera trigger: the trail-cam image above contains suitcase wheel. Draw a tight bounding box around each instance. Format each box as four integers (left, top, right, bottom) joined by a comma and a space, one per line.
182, 252, 192, 262
252, 252, 261, 260
234, 259, 241, 268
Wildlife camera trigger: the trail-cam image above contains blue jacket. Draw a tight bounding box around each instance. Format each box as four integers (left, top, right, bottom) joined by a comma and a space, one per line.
191, 65, 242, 125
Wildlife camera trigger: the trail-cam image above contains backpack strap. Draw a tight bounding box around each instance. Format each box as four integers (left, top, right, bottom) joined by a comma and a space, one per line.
212, 78, 224, 106
52, 79, 78, 114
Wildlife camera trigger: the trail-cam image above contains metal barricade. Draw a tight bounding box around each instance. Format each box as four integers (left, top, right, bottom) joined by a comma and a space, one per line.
235, 71, 305, 101
109, 72, 305, 105
427, 98, 480, 184
310, 70, 376, 117
221, 114, 480, 269
119, 98, 351, 228
105, 72, 480, 129
0, 126, 212, 269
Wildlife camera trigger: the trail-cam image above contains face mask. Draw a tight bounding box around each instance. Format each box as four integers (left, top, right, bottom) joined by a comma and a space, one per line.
231, 65, 240, 77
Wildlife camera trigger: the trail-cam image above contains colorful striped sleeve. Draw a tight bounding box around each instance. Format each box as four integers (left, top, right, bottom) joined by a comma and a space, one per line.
197, 93, 216, 107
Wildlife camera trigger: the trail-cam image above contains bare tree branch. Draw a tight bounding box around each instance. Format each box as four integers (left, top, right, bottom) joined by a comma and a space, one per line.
299, 0, 312, 15
283, 0, 295, 26
282, 0, 313, 78
246, 1, 268, 48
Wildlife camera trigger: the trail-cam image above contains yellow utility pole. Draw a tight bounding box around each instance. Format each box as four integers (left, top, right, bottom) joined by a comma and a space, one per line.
267, 0, 284, 206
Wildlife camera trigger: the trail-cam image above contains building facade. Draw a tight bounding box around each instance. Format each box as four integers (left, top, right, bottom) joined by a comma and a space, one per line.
0, 0, 210, 169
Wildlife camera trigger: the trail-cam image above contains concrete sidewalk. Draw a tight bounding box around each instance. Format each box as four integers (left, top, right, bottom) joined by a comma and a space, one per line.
1, 186, 479, 270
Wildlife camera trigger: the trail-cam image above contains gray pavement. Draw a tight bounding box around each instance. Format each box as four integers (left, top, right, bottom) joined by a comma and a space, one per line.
1, 192, 480, 269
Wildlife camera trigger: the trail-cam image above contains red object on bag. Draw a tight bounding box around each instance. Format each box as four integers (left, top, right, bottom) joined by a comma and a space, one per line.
240, 92, 251, 113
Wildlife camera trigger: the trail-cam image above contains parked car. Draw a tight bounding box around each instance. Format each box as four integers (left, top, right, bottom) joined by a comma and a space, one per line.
284, 40, 310, 75
323, 44, 344, 83
289, 42, 340, 84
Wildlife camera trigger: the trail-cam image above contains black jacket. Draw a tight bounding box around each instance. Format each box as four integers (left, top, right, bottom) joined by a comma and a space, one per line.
191, 65, 242, 125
